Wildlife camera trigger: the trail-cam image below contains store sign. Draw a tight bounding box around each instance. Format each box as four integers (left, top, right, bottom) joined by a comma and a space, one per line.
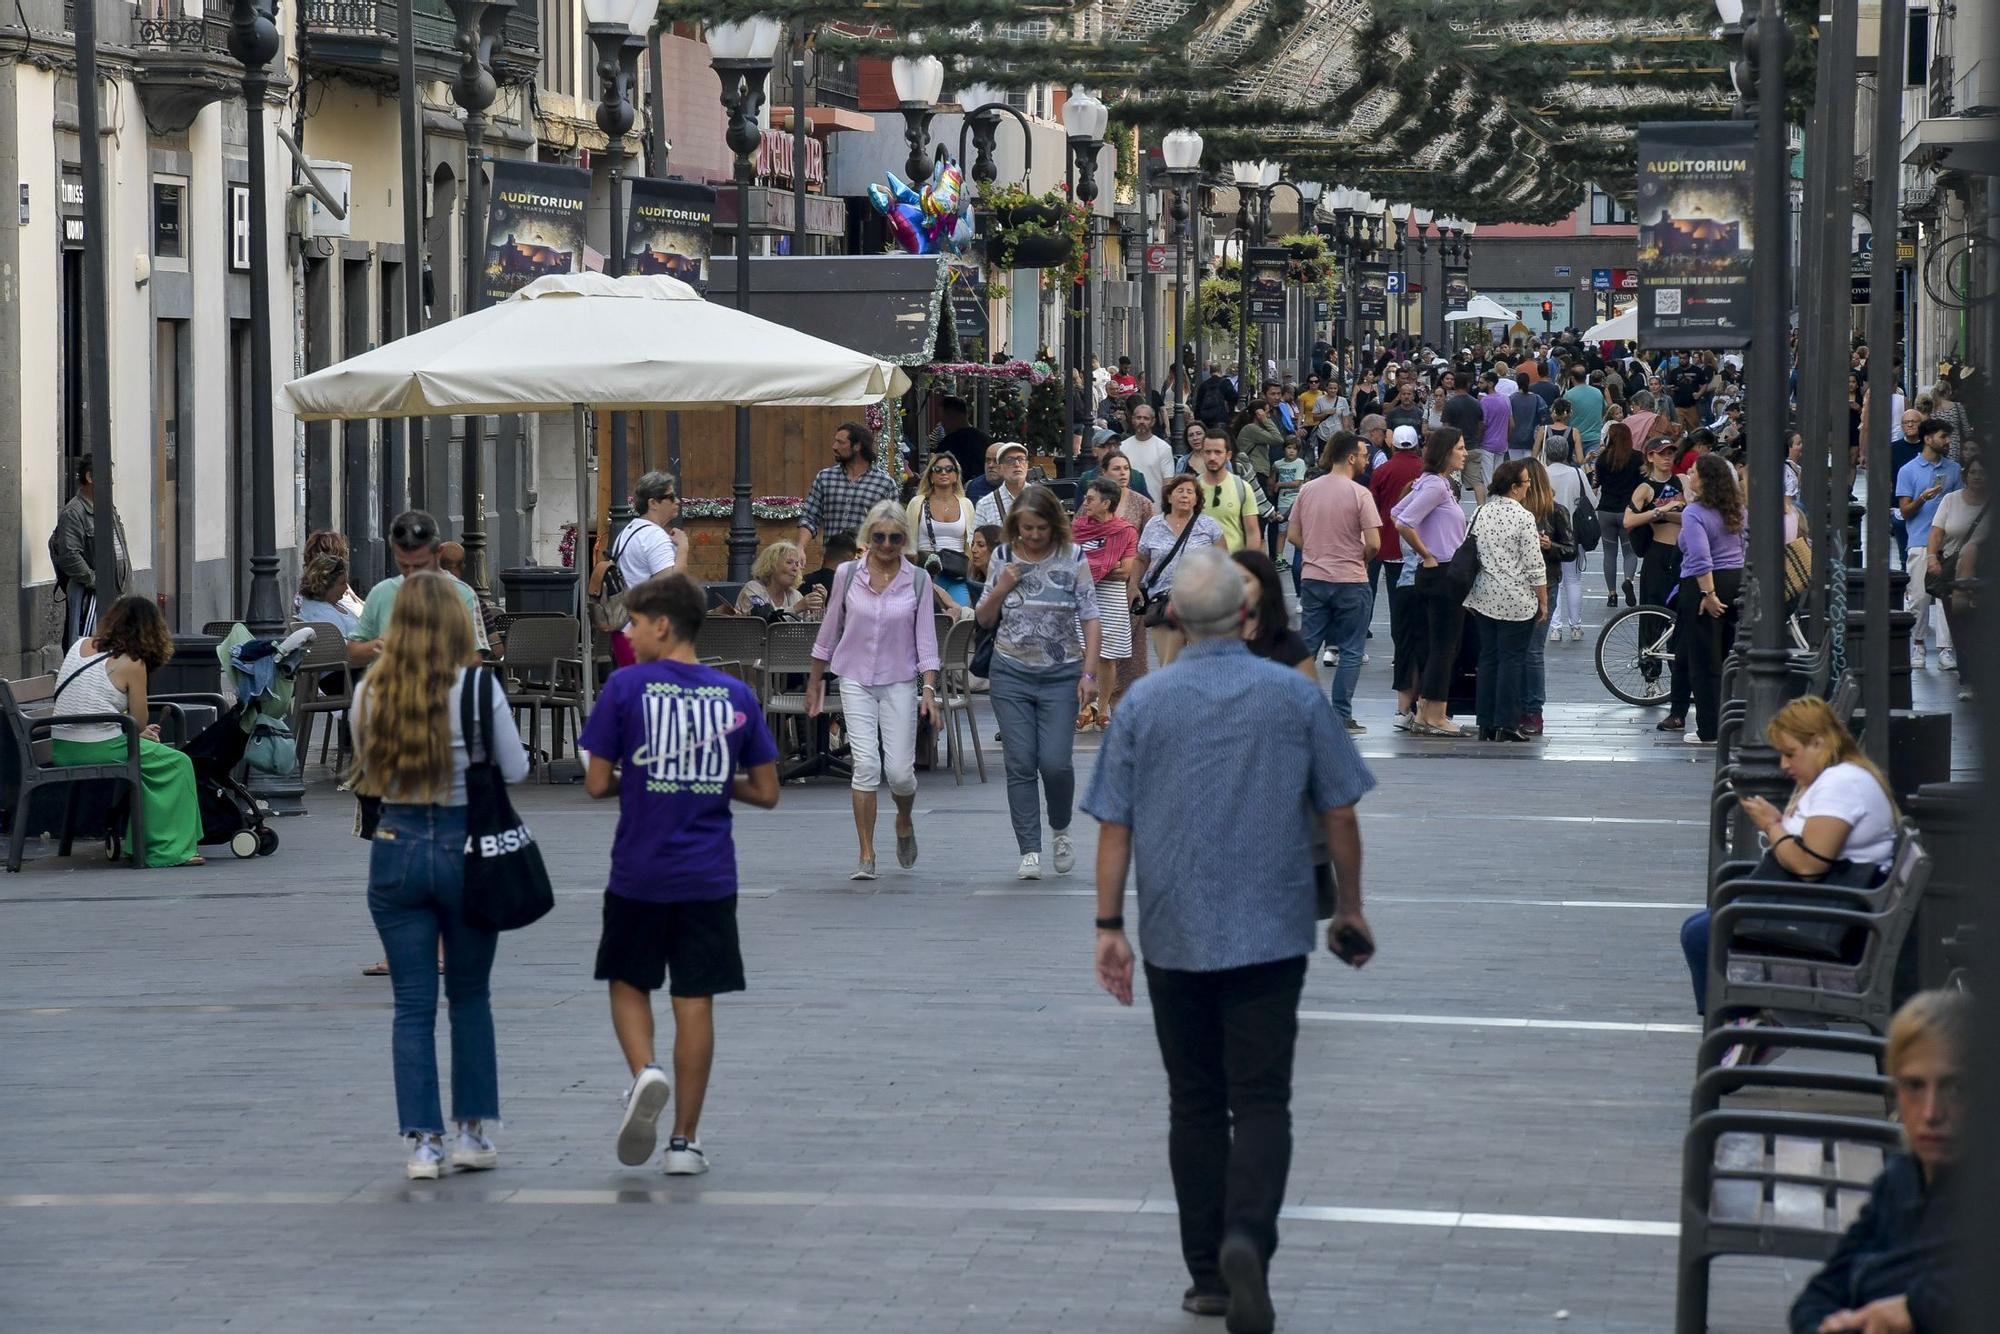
625, 178, 717, 293
1613, 267, 1638, 291
948, 266, 987, 340
1144, 243, 1169, 274
1592, 268, 1612, 290
1635, 121, 1756, 348
482, 160, 589, 307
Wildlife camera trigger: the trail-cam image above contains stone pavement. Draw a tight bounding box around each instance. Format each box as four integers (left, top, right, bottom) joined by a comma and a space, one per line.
1, 594, 1968, 1333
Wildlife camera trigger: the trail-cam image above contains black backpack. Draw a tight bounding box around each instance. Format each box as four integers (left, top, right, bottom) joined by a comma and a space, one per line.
48, 529, 69, 594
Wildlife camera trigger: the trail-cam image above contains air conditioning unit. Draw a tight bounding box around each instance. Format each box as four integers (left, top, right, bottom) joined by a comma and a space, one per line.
303, 160, 352, 240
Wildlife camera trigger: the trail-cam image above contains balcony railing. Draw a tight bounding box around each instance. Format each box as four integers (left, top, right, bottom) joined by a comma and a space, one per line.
301, 0, 379, 33
131, 2, 231, 51
298, 0, 539, 76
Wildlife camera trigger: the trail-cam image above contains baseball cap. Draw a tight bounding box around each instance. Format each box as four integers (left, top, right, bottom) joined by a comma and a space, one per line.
1359, 414, 1388, 435
996, 441, 1029, 460
1392, 424, 1420, 449
1646, 435, 1680, 453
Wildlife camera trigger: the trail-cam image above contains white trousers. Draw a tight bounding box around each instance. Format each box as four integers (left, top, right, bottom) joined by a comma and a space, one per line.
1549, 557, 1585, 632
839, 678, 919, 795
1905, 546, 1954, 649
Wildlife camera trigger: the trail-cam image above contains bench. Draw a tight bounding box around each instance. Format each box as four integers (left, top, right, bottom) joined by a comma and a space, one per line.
1, 674, 146, 871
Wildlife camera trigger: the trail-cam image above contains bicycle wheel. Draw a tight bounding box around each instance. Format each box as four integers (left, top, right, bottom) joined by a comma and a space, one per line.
1596, 605, 1678, 706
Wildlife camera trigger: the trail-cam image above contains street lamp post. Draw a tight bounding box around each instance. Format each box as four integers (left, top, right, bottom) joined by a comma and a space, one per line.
1411, 208, 1433, 349
1295, 180, 1323, 384
1161, 128, 1203, 453
1389, 203, 1411, 349
226, 0, 284, 632
891, 52, 944, 184
709, 15, 782, 582
956, 85, 1034, 190
588, 0, 656, 542
1063, 88, 1108, 478
446, 0, 513, 594
1721, 0, 1800, 854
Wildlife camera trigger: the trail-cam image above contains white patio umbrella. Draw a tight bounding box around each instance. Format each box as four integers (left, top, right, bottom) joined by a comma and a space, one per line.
280, 272, 909, 707
1443, 293, 1518, 324
1581, 306, 1638, 343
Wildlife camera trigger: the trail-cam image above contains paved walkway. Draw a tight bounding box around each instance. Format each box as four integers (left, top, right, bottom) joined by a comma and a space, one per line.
0, 593, 1966, 1332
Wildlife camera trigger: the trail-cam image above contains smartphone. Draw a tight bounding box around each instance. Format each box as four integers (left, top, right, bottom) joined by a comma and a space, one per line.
1331, 925, 1373, 968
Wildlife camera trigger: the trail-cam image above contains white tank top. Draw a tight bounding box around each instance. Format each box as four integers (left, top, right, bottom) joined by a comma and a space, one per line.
51, 639, 132, 744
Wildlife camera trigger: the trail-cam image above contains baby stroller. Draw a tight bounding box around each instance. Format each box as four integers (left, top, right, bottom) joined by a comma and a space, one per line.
180, 702, 279, 859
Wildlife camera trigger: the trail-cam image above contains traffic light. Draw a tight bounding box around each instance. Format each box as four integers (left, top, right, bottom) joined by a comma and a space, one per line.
1541, 300, 1554, 321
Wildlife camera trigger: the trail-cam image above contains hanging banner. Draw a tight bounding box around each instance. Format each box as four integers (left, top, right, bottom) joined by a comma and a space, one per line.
1245, 246, 1288, 323
1634, 122, 1755, 348
625, 178, 717, 292
1443, 265, 1469, 314
1357, 261, 1389, 323
482, 160, 589, 306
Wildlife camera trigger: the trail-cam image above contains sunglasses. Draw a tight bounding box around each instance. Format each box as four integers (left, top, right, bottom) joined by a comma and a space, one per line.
869, 532, 907, 547
930, 464, 959, 475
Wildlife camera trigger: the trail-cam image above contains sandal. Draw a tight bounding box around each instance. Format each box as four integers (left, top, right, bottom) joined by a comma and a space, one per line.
1413, 720, 1470, 737
363, 961, 390, 977
1074, 703, 1100, 731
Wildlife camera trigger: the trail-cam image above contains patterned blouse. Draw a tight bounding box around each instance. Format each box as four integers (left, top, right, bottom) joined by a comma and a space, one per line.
1461, 496, 1547, 622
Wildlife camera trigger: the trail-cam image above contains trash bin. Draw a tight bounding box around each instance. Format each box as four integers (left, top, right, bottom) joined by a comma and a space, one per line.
1850, 708, 1952, 800
1905, 780, 1975, 989
157, 634, 227, 697
500, 566, 579, 616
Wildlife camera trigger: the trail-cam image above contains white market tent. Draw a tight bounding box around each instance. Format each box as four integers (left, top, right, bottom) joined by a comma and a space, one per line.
1444, 294, 1518, 325
280, 271, 909, 705
1581, 307, 1638, 343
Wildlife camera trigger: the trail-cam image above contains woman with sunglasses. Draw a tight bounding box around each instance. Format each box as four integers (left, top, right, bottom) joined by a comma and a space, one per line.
807, 500, 941, 880
606, 471, 685, 668
906, 452, 975, 605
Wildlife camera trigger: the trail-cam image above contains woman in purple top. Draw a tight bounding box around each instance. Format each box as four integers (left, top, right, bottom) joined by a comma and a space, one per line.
1391, 427, 1473, 736
806, 499, 943, 880
1676, 454, 1747, 744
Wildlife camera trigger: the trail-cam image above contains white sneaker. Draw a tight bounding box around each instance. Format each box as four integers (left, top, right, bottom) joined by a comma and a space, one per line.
1051, 831, 1075, 875
1911, 641, 1927, 669
1939, 648, 1958, 671
1361, 651, 1371, 664
1319, 647, 1336, 666
1571, 626, 1585, 642
405, 1133, 447, 1180
450, 1122, 498, 1172
663, 1136, 708, 1176
1392, 710, 1415, 732
616, 1064, 672, 1166
1017, 852, 1042, 880
1548, 625, 1564, 643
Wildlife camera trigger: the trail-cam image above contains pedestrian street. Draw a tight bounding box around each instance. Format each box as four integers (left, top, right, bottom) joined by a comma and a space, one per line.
3, 609, 1919, 1334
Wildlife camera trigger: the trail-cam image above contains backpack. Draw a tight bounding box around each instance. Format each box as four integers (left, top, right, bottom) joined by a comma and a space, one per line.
48, 528, 69, 594
1570, 466, 1602, 552
587, 525, 639, 634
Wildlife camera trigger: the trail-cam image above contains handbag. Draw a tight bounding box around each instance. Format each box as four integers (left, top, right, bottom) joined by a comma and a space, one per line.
1725, 849, 1884, 961
587, 526, 637, 635
1570, 466, 1602, 552
459, 666, 554, 932
1924, 504, 1986, 599
923, 500, 970, 581
1129, 514, 1202, 628
1444, 504, 1484, 601
970, 545, 1007, 677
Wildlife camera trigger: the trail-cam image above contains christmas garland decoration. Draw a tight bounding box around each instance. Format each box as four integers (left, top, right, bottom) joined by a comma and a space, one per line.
676, 496, 810, 521
923, 360, 1053, 384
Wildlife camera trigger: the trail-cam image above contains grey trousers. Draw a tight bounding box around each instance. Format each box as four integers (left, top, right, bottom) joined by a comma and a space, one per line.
988, 656, 1083, 855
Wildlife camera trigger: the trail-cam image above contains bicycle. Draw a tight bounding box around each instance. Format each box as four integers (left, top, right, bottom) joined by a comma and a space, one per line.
1594, 589, 1810, 707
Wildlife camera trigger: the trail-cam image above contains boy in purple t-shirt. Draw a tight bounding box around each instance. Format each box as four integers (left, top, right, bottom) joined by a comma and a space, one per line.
581, 572, 779, 1176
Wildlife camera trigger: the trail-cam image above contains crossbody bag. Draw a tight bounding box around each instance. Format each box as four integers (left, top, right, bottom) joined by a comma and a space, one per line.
1129, 517, 1201, 628
923, 499, 970, 581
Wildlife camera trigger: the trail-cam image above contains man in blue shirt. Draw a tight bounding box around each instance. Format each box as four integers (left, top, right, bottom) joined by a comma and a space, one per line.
1084, 547, 1376, 1331
1895, 418, 1963, 671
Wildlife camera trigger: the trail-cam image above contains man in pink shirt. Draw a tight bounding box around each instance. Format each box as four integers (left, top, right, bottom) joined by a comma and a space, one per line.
1286, 432, 1381, 733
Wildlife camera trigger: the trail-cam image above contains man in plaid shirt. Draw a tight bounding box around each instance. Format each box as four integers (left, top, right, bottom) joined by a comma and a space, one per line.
797, 421, 900, 554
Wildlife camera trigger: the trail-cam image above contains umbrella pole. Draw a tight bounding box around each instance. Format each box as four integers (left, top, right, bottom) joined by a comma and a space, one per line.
575, 403, 595, 715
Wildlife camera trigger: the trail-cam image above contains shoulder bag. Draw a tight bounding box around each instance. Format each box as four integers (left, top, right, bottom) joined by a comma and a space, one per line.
460, 666, 554, 932
970, 546, 1007, 677
1444, 500, 1484, 601
1570, 466, 1602, 552
923, 499, 970, 581
1129, 516, 1201, 628
1925, 504, 1987, 600
587, 525, 639, 635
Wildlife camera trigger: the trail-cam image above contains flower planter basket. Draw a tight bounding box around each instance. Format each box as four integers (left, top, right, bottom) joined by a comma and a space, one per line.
1001, 233, 1075, 270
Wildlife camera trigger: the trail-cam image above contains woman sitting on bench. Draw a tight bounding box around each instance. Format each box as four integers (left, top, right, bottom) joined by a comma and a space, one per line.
50, 595, 203, 867
1790, 989, 1967, 1333
1678, 696, 1897, 1061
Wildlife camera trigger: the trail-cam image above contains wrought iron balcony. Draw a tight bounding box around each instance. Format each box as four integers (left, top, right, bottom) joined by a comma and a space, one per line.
125, 2, 241, 134
299, 0, 539, 86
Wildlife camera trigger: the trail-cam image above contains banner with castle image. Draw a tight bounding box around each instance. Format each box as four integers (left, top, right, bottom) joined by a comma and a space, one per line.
482, 160, 589, 306
625, 179, 717, 293
1634, 122, 1756, 349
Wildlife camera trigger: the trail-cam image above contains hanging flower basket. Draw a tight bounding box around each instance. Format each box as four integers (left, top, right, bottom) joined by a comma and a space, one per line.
990, 201, 1066, 231
1002, 232, 1075, 270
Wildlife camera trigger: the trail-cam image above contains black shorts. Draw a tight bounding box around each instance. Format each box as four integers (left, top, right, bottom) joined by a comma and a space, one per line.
593, 891, 745, 997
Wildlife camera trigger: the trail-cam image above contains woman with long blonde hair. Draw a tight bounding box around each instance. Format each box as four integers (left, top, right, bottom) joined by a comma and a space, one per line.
352, 572, 529, 1180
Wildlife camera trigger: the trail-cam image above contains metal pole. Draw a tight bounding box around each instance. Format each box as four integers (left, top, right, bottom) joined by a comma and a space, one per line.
1170, 180, 1188, 452
1236, 228, 1248, 400
461, 109, 490, 592
74, 0, 118, 607
646, 25, 668, 174
1807, 0, 1859, 643
1138, 158, 1156, 411
1193, 187, 1207, 384
728, 146, 756, 580
1064, 147, 1077, 474
397, 0, 423, 514
791, 20, 807, 255
606, 139, 632, 540
1860, 0, 1904, 771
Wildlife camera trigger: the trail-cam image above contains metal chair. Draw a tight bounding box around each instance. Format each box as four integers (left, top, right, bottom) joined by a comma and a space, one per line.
496, 615, 584, 772
936, 617, 987, 785
694, 617, 769, 703
290, 623, 355, 774
761, 621, 846, 781
1, 674, 146, 871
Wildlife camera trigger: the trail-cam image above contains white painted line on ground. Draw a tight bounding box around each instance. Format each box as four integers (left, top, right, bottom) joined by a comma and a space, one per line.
1293, 1010, 1699, 1035
0, 1188, 1679, 1238
974, 888, 1701, 910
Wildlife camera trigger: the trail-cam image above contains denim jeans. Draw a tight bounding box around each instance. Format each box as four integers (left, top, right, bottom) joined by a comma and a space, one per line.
988, 657, 1082, 854
1523, 610, 1549, 715
1472, 611, 1534, 730
1296, 579, 1371, 721
1600, 516, 1638, 593
1145, 955, 1307, 1290
367, 803, 500, 1135
1681, 910, 1711, 1015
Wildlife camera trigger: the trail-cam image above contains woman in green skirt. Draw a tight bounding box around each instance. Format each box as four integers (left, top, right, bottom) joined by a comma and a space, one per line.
50, 595, 203, 867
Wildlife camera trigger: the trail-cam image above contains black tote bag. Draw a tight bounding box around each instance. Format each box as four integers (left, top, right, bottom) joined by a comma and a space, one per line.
460, 667, 554, 932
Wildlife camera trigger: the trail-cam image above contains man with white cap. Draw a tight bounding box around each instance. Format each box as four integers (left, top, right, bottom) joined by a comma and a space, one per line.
974, 442, 1034, 527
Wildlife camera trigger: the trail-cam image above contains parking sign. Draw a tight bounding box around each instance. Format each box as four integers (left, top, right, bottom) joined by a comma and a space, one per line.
1385, 271, 1405, 294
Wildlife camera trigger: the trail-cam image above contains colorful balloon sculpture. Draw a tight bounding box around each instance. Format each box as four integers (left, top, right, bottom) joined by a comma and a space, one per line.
869, 155, 973, 256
